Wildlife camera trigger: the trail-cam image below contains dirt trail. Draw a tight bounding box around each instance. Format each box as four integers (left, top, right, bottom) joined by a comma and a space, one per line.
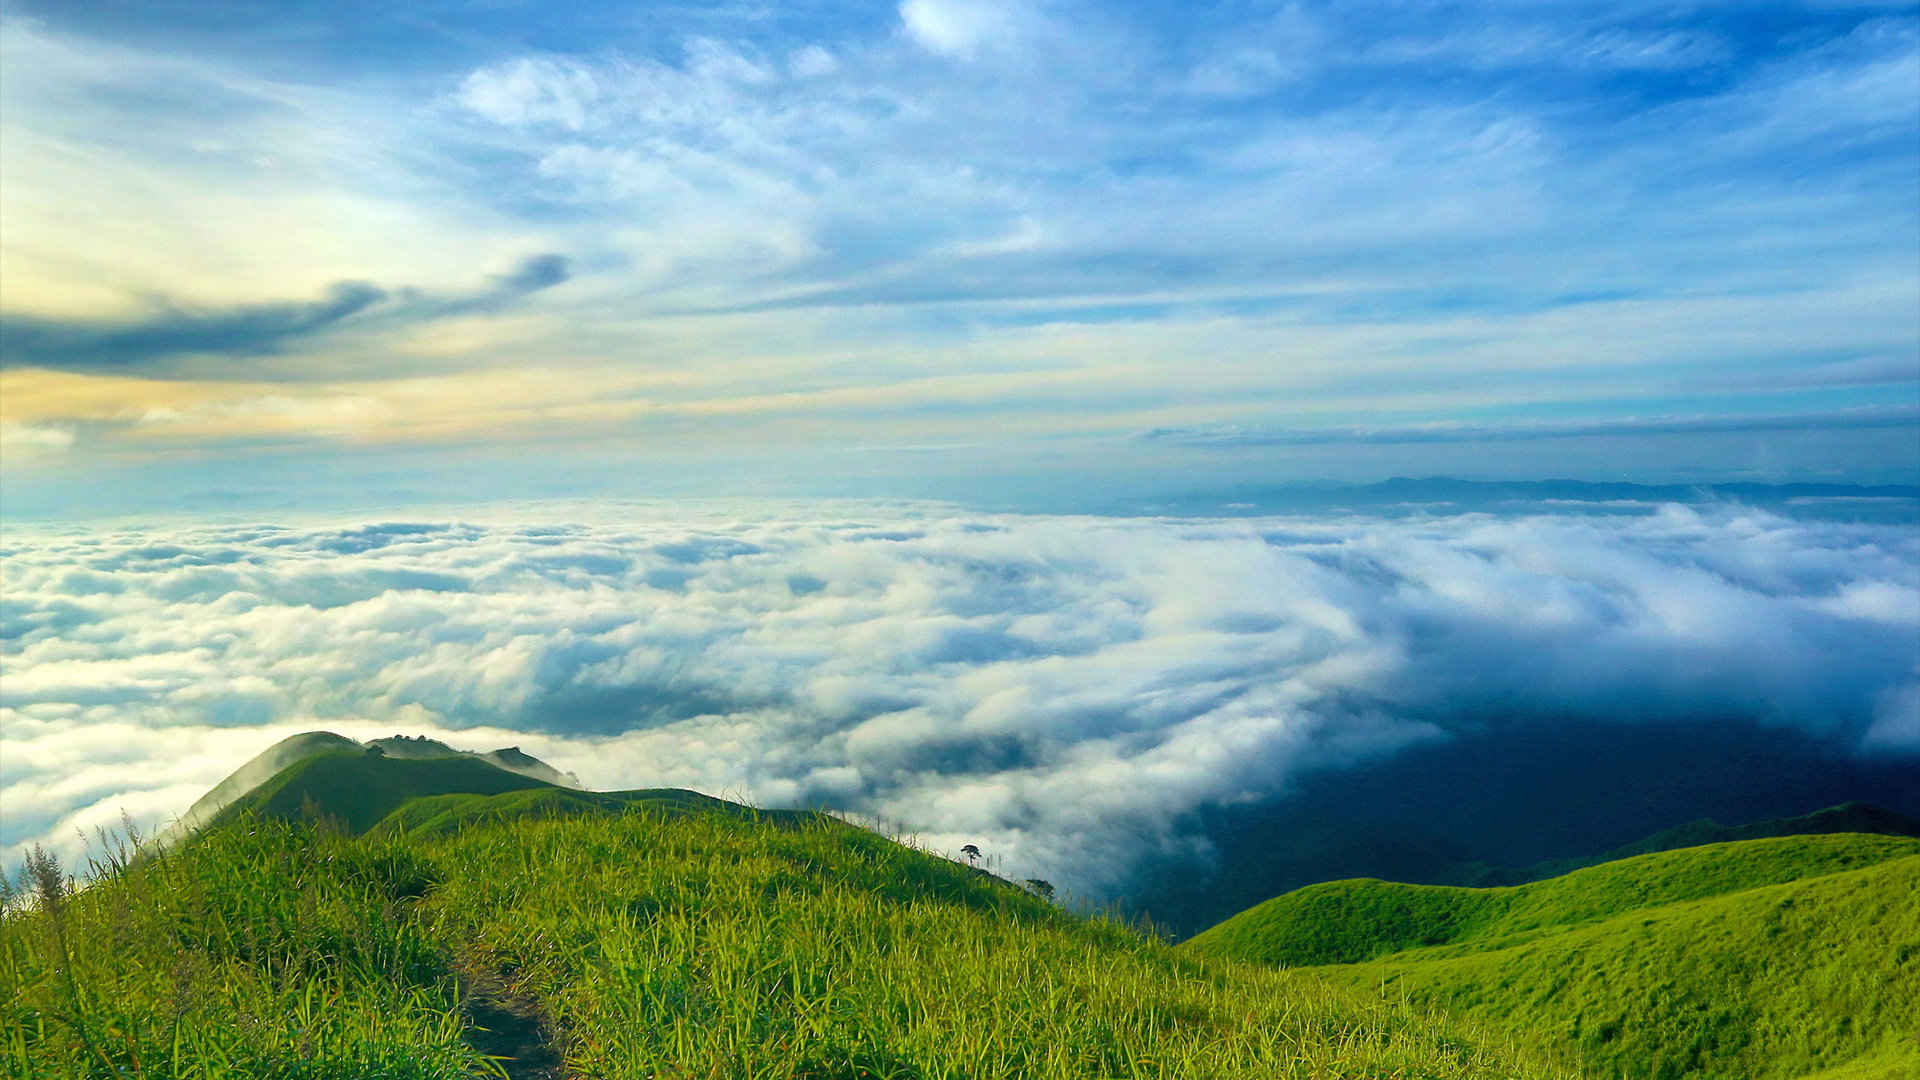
457, 955, 565, 1080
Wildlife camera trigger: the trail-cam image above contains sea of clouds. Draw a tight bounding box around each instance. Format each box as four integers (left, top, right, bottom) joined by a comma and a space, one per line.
4, 498, 1916, 896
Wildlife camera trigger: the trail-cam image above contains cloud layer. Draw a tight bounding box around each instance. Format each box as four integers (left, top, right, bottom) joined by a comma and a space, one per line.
5, 500, 1915, 895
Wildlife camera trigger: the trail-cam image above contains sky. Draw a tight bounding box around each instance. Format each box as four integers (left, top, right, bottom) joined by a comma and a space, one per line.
1, 0, 1917, 507
2, 3, 1918, 902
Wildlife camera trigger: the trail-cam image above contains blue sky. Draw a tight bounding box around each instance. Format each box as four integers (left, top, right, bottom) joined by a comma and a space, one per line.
2, 0, 1917, 510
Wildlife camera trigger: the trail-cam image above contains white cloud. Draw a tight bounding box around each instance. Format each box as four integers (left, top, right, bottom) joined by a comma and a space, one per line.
0, 423, 75, 457
4, 500, 1915, 894
457, 56, 606, 131
790, 45, 841, 79
1864, 682, 1920, 752
898, 0, 1031, 59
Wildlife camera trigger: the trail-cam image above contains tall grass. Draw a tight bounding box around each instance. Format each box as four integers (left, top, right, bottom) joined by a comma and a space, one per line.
3, 805, 1567, 1079
1, 820, 492, 1078
1325, 852, 1920, 1080
417, 808, 1568, 1079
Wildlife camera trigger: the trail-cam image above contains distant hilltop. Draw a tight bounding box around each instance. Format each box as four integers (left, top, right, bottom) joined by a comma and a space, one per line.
362, 734, 580, 789
159, 730, 579, 844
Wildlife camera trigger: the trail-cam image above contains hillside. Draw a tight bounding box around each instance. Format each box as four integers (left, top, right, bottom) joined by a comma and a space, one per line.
1183, 833, 1920, 966
215, 750, 560, 835
1136, 795, 1920, 935
0, 754, 1567, 1080
1184, 835, 1920, 1079
159, 730, 580, 844
373, 784, 821, 839
1336, 853, 1920, 1080
159, 730, 363, 839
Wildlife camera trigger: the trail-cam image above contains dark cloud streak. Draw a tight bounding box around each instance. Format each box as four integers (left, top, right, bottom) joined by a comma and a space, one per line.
0, 253, 570, 376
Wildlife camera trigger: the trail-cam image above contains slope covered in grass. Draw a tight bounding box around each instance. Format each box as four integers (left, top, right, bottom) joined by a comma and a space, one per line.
2, 821, 488, 1077
1334, 853, 1920, 1080
1183, 833, 1920, 966
1183, 835, 1920, 1080
160, 731, 363, 841
413, 810, 1567, 1079
160, 731, 580, 846
215, 750, 557, 835
3, 791, 1570, 1078
373, 784, 819, 839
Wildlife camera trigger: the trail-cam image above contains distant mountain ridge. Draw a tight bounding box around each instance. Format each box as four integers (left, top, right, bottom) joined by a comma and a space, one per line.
215, 746, 822, 839
1500, 800, 1920, 883
363, 734, 580, 788
161, 730, 579, 844
1134, 797, 1920, 937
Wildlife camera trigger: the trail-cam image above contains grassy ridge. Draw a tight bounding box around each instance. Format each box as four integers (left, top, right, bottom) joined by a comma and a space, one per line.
1, 821, 487, 1077
218, 751, 554, 835
408, 810, 1564, 1079
374, 786, 820, 840
3, 799, 1567, 1078
1182, 835, 1920, 1079
1182, 834, 1920, 966
1334, 854, 1920, 1080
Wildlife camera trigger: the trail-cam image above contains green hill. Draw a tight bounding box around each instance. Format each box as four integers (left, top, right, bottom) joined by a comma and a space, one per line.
1131, 799, 1920, 938
215, 749, 559, 834
158, 730, 581, 846
1184, 834, 1920, 1079
1183, 833, 1920, 966
373, 784, 821, 839
1339, 853, 1920, 1080
1, 757, 1567, 1080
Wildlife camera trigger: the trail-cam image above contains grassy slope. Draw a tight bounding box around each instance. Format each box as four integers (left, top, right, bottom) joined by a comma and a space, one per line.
216, 751, 556, 835
164, 732, 363, 836
1184, 836, 1920, 1080
2, 822, 486, 1078
373, 785, 821, 839
1334, 854, 1920, 1080
2, 797, 1567, 1079
1184, 834, 1920, 966
413, 811, 1567, 1079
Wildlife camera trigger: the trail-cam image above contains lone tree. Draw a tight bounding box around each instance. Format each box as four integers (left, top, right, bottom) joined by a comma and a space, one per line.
960, 844, 981, 867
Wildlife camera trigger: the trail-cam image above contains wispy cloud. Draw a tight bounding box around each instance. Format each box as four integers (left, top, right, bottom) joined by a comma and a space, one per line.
0, 2, 1913, 485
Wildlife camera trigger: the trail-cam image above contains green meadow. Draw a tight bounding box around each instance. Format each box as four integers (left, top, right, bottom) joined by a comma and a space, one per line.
1184, 835, 1920, 1080
2, 754, 1565, 1080
8, 745, 1913, 1079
